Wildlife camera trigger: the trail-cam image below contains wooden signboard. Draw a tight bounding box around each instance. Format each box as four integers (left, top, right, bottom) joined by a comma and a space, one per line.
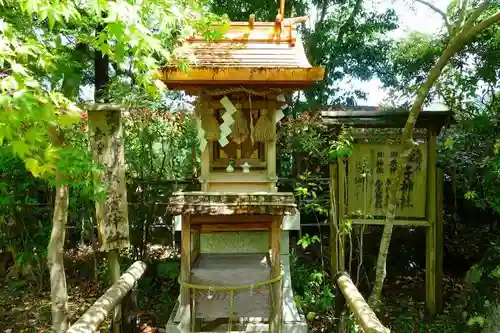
346, 143, 428, 219
88, 108, 130, 251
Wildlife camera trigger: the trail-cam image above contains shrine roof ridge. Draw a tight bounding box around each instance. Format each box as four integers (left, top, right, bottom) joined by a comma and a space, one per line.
320, 105, 454, 129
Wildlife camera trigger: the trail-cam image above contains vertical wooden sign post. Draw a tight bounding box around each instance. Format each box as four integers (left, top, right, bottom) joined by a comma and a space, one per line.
88, 104, 130, 333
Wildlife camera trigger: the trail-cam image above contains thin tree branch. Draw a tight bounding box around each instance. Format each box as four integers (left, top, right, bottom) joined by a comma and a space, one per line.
465, 10, 500, 39
405, 9, 500, 136
337, 0, 363, 43
457, 0, 469, 27
461, 0, 490, 32
415, 0, 453, 35
318, 0, 329, 27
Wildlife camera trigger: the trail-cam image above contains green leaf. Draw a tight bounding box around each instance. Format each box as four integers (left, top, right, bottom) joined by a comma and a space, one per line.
444, 137, 454, 150
58, 111, 81, 127
464, 191, 477, 200
466, 265, 482, 284
494, 139, 500, 155
25, 158, 41, 177
12, 140, 30, 158
467, 315, 486, 327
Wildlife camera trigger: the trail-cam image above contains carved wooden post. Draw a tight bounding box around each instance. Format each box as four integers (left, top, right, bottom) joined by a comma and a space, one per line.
88, 104, 130, 333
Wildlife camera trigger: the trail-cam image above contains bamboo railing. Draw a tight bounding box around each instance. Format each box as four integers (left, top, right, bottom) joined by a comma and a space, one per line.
334, 272, 390, 333
67, 261, 147, 333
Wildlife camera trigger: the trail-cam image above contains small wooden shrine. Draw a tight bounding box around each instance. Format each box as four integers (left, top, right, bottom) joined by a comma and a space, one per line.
322, 106, 452, 315
163, 9, 324, 333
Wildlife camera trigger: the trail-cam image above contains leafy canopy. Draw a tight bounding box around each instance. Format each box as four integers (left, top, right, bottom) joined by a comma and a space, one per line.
0, 0, 225, 178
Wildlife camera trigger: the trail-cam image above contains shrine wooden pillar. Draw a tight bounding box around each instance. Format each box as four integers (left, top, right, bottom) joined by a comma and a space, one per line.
180, 214, 192, 333
269, 216, 282, 333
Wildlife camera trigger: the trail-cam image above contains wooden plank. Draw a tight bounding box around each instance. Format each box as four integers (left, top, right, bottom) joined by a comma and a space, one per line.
338, 158, 346, 272
67, 262, 147, 333
435, 168, 444, 313
195, 222, 271, 233
426, 128, 437, 316
350, 218, 430, 227
181, 215, 192, 333
161, 67, 325, 86
269, 217, 282, 333
191, 215, 272, 224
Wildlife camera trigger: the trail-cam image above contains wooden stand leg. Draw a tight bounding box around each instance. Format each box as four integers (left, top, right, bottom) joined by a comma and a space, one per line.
426, 128, 437, 316
269, 217, 282, 333
330, 163, 339, 276
425, 225, 436, 315
180, 215, 192, 333
436, 169, 444, 313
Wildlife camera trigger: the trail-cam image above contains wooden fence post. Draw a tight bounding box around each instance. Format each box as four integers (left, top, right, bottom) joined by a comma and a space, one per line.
121, 283, 138, 333
334, 273, 346, 333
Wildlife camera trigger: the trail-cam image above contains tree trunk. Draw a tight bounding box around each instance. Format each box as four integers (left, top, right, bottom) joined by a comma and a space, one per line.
46, 41, 87, 333
47, 180, 70, 332
368, 5, 500, 306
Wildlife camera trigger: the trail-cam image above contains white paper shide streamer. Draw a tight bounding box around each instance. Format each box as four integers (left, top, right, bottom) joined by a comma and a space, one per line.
196, 117, 207, 152
219, 96, 236, 147
275, 94, 287, 123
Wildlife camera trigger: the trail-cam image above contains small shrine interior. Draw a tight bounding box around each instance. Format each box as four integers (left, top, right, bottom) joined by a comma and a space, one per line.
161, 2, 324, 333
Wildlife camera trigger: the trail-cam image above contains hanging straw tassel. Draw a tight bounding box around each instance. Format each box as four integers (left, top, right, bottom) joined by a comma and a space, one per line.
202, 108, 220, 140
252, 109, 275, 142
229, 104, 249, 145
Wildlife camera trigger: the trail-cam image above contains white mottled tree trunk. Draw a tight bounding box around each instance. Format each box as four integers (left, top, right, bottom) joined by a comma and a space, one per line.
47, 181, 70, 332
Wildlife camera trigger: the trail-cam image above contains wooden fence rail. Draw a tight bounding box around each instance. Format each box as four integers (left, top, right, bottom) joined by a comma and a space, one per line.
67, 261, 147, 333
334, 272, 390, 333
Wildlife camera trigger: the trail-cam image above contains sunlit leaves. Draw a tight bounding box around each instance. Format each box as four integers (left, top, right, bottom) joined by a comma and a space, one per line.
465, 190, 477, 200
0, 0, 225, 179
18, 0, 81, 26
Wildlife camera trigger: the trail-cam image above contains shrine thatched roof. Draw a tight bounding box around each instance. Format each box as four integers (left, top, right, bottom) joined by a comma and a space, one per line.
160, 20, 324, 92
